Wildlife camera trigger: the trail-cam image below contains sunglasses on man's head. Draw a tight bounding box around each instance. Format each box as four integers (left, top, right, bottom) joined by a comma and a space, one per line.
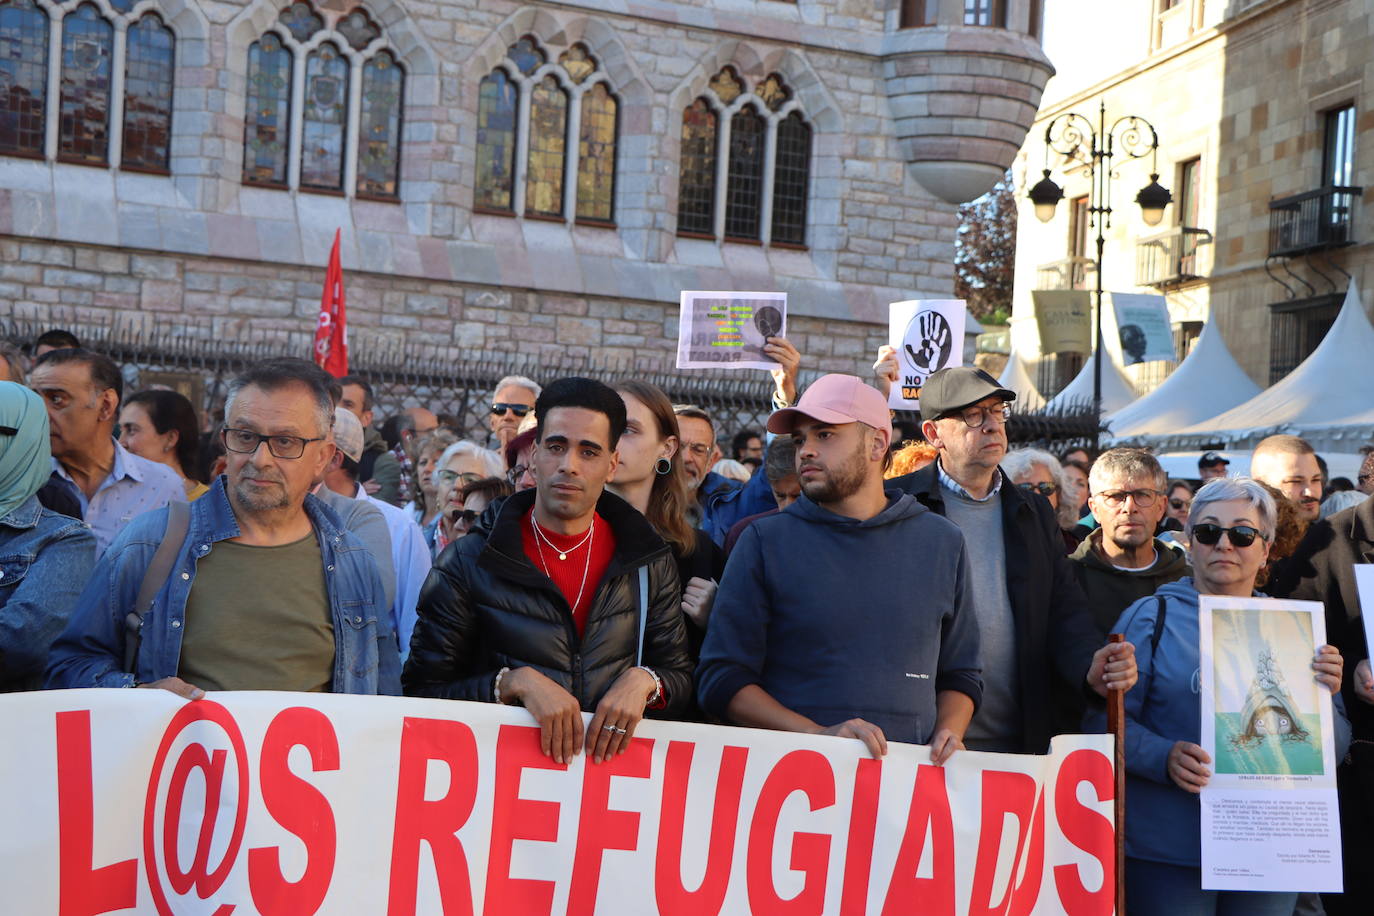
1191, 523, 1264, 549
491, 403, 531, 417
1017, 481, 1057, 496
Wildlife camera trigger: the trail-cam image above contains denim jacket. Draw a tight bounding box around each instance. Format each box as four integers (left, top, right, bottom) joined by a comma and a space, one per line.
0, 495, 95, 692
46, 477, 401, 695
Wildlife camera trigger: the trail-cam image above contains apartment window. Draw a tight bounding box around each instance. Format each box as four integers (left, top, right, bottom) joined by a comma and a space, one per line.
0, 0, 175, 171
1068, 195, 1090, 259
1269, 294, 1341, 383
964, 0, 1006, 27
1027, 0, 1043, 36
1323, 105, 1355, 187
899, 0, 933, 28
1177, 157, 1201, 227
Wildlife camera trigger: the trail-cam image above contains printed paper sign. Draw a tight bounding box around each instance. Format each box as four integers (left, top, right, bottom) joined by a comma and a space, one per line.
1031, 290, 1092, 354
1109, 292, 1175, 364
676, 291, 786, 370
0, 689, 1120, 915
1353, 564, 1374, 662
887, 299, 966, 409
1198, 596, 1342, 892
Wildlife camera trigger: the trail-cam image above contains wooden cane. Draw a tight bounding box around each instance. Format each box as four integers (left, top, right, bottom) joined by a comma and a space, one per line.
1107, 632, 1127, 915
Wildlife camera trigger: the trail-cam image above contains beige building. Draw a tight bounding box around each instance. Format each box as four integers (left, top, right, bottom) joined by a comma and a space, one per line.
1010, 0, 1373, 399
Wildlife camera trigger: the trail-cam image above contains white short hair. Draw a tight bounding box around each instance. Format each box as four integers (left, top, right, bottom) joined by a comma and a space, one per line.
491, 375, 541, 402
1002, 447, 1074, 527
433, 440, 504, 486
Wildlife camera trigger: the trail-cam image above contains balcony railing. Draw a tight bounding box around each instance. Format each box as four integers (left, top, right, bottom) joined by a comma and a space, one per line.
1267, 186, 1362, 257
1036, 256, 1095, 291
1136, 226, 1212, 288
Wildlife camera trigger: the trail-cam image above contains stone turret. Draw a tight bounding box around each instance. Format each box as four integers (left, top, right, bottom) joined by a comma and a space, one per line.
883, 1, 1054, 204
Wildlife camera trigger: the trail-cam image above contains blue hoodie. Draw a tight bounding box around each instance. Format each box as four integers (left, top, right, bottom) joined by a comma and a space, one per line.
697, 490, 982, 745
1089, 578, 1351, 866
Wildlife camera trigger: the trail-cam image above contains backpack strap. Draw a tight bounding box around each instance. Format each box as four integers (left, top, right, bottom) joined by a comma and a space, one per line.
636, 565, 649, 666
1150, 594, 1168, 654
123, 500, 191, 674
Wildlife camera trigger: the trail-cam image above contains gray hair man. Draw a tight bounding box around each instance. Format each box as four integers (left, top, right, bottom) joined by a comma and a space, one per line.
488, 374, 541, 450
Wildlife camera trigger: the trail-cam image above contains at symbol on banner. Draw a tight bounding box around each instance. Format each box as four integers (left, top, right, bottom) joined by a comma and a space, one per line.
903, 310, 953, 375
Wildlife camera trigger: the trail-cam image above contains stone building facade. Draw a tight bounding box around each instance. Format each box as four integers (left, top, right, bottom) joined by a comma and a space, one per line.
1010, 0, 1374, 396
0, 0, 1052, 381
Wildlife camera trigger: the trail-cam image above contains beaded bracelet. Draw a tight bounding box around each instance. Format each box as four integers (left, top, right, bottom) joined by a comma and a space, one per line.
635, 665, 664, 709
493, 666, 511, 704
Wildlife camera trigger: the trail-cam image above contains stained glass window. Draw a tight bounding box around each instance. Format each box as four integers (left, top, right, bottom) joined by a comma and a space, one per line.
243, 33, 291, 185
121, 14, 174, 172
576, 81, 615, 223
279, 2, 323, 43
357, 50, 402, 197
0, 0, 49, 157
300, 42, 348, 191
507, 36, 543, 76
709, 67, 742, 105
756, 74, 790, 112
58, 4, 113, 164
771, 111, 810, 245
724, 107, 764, 240
525, 75, 566, 218
474, 68, 516, 211
559, 44, 594, 84
337, 8, 379, 51
676, 98, 716, 236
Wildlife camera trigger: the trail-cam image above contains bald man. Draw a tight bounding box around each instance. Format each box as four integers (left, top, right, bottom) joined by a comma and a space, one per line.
1251, 434, 1323, 523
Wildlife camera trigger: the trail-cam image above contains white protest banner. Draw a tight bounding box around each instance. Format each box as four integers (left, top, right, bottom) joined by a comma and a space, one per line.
0, 689, 1119, 915
887, 299, 966, 410
1197, 596, 1342, 892
1108, 293, 1174, 365
676, 291, 786, 371
1030, 290, 1092, 354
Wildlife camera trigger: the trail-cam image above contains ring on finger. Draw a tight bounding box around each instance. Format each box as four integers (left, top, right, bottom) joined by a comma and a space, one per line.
613, 725, 628, 735
602, 724, 619, 733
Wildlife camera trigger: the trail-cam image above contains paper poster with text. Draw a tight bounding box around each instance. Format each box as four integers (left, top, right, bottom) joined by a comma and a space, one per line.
1108, 292, 1175, 365
676, 291, 786, 371
1031, 290, 1092, 354
1352, 564, 1374, 661
887, 299, 966, 410
1198, 595, 1342, 892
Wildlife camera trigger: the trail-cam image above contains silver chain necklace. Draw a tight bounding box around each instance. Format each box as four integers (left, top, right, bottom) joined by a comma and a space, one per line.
530, 515, 596, 613
531, 515, 594, 560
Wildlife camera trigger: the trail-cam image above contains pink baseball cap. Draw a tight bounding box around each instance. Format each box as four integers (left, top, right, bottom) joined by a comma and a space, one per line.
767, 374, 892, 436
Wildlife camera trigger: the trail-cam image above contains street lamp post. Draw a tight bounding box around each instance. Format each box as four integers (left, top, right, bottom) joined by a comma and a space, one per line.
1027, 101, 1171, 447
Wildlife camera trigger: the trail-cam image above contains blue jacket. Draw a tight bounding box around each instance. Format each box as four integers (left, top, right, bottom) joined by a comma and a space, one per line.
700, 468, 776, 547
697, 491, 982, 745
0, 495, 96, 691
46, 478, 400, 695
1090, 578, 1350, 866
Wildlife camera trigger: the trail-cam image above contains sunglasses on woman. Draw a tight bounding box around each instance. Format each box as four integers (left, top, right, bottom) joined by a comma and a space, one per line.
1169, 498, 1191, 511
1191, 523, 1265, 548
1017, 481, 1058, 496
449, 508, 480, 526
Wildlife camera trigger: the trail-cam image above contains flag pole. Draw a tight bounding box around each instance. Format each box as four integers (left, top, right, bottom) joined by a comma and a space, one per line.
1107, 631, 1127, 915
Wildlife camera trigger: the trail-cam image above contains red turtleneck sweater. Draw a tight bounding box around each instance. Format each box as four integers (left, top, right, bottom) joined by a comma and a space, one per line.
521, 510, 615, 636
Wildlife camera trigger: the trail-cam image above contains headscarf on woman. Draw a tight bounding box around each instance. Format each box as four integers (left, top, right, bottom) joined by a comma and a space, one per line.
0, 381, 52, 520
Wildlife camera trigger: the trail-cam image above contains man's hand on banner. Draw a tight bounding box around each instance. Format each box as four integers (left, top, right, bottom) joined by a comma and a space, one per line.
816, 718, 888, 759
1354, 658, 1374, 705
765, 337, 800, 407
871, 345, 899, 399
1168, 741, 1212, 793
929, 728, 965, 766
1311, 644, 1344, 695
681, 577, 717, 628
137, 676, 205, 701
585, 667, 658, 764
501, 666, 584, 765
1087, 640, 1138, 697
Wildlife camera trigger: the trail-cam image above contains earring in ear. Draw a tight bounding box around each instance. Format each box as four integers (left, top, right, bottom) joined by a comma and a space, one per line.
655, 457, 672, 476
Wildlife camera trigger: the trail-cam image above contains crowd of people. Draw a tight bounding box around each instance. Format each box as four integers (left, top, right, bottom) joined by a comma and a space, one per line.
1, 327, 1372, 913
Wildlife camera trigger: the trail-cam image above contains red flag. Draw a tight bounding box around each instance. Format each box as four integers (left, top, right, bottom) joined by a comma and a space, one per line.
313, 229, 348, 377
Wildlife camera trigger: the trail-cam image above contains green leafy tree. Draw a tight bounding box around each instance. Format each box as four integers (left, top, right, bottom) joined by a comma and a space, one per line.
954, 171, 1016, 324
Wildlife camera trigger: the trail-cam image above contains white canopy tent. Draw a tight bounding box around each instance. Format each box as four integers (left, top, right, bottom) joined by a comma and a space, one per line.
1154, 282, 1374, 453
1105, 321, 1261, 440
997, 349, 1046, 411
1043, 351, 1138, 415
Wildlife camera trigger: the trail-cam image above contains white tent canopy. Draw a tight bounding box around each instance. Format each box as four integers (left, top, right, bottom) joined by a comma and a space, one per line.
1105, 320, 1261, 440
1044, 352, 1138, 415
997, 349, 1045, 411
1158, 282, 1374, 452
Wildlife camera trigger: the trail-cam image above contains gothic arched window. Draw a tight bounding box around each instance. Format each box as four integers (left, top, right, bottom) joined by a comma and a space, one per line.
676, 69, 813, 246
473, 38, 619, 225
0, 0, 175, 170
242, 3, 405, 199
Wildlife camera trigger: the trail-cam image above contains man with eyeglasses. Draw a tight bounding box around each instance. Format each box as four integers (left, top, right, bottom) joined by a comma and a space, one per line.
48, 359, 401, 698
487, 375, 541, 450
887, 366, 1137, 754
28, 348, 185, 556
1068, 449, 1190, 636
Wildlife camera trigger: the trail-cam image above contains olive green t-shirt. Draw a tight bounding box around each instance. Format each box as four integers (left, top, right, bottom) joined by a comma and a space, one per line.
177, 533, 335, 692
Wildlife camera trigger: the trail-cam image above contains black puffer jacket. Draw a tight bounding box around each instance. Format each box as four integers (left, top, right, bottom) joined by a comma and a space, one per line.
403, 488, 693, 717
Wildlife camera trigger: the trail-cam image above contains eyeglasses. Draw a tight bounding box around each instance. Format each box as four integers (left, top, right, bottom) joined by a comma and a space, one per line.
1191, 523, 1266, 549
1169, 498, 1191, 511
945, 404, 1011, 429
506, 464, 528, 486
491, 403, 531, 418
1017, 481, 1058, 497
1095, 489, 1164, 508
437, 469, 483, 486
221, 427, 325, 460
450, 508, 480, 526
